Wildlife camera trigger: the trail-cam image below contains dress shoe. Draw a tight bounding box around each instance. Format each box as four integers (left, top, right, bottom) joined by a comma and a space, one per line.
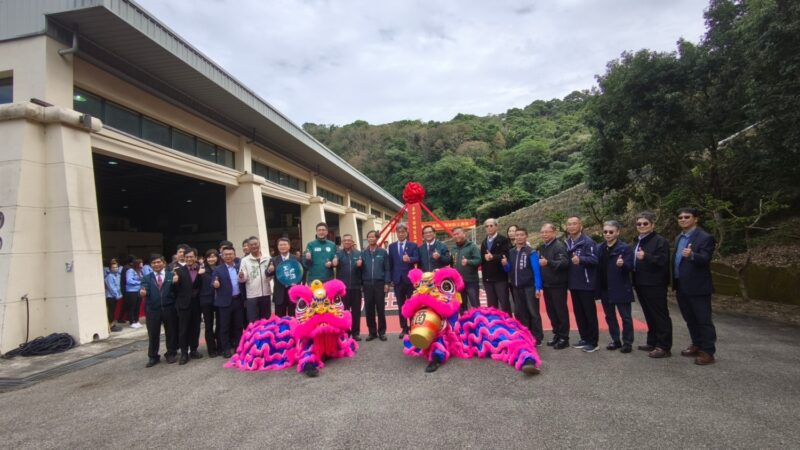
648, 347, 671, 358
379, 335, 387, 341
681, 345, 700, 357
606, 341, 622, 351
637, 344, 655, 352
694, 351, 715, 365
146, 357, 160, 368
178, 354, 189, 365
353, 335, 362, 342
365, 335, 377, 342
521, 361, 540, 375
546, 337, 558, 347
620, 344, 632, 354
222, 350, 232, 359
190, 352, 203, 359
165, 355, 177, 364
208, 350, 219, 358
425, 360, 441, 373
553, 339, 570, 350
303, 364, 319, 377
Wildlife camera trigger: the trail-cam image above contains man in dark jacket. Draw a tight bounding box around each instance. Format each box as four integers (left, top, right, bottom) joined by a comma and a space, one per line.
673, 207, 717, 365
480, 218, 512, 314
172, 248, 203, 364
362, 230, 391, 341
268, 237, 302, 318
503, 227, 544, 345
452, 227, 482, 313
335, 234, 364, 340
419, 225, 452, 272
565, 216, 600, 353
596, 221, 635, 353
139, 254, 178, 367
212, 246, 243, 358
388, 223, 420, 337
631, 212, 673, 358
537, 222, 570, 349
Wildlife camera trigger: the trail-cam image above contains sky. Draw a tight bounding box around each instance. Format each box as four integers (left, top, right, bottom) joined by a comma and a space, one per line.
135, 0, 709, 126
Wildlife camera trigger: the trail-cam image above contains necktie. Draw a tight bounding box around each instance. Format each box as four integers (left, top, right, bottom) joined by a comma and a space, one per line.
400, 242, 404, 255
156, 273, 163, 289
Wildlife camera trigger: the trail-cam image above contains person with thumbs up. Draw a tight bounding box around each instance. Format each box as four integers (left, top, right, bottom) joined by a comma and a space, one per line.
673, 207, 717, 366
452, 227, 481, 314
335, 234, 364, 340
596, 220, 635, 353
480, 218, 512, 314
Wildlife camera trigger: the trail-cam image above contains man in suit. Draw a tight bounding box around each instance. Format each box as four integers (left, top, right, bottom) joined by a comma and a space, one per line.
212, 246, 244, 358
631, 211, 673, 358
673, 207, 717, 365
139, 254, 178, 367
334, 233, 364, 340
268, 237, 302, 317
388, 223, 419, 337
596, 220, 635, 353
480, 218, 512, 313
418, 225, 451, 272
172, 247, 203, 365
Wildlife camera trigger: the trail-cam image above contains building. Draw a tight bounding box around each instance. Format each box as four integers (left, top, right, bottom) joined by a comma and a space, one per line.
0, 0, 401, 353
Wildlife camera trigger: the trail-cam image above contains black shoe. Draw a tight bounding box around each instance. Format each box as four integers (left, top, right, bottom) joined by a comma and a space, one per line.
638, 344, 655, 352
365, 335, 377, 342
303, 364, 319, 378
379, 335, 387, 341
146, 357, 160, 368
353, 335, 362, 342
553, 339, 570, 350
399, 333, 406, 339
425, 360, 441, 373
222, 350, 232, 359
521, 361, 540, 375
191, 351, 203, 359
208, 350, 219, 358
620, 344, 632, 354
546, 337, 558, 347
606, 341, 622, 351
178, 354, 189, 365
165, 355, 177, 364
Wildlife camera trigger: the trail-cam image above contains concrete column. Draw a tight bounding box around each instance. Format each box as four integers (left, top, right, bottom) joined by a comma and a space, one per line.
364, 215, 379, 236
226, 173, 269, 248
340, 207, 360, 250
0, 103, 106, 353
301, 197, 325, 247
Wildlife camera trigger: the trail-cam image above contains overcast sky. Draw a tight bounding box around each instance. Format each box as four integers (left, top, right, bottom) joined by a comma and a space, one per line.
136, 0, 708, 126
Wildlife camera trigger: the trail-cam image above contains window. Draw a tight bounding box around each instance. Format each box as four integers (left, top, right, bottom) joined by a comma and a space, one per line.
105, 101, 140, 136
372, 209, 382, 219
252, 161, 307, 193
219, 148, 234, 168
171, 129, 195, 156
317, 187, 344, 205
73, 89, 102, 119
197, 139, 217, 163
0, 78, 12, 104
142, 117, 170, 147
351, 200, 367, 212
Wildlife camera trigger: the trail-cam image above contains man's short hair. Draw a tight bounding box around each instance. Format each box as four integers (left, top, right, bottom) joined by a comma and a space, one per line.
177, 243, 190, 252
541, 222, 557, 232
396, 223, 408, 232
516, 227, 528, 236
676, 207, 700, 218
277, 237, 290, 245
452, 227, 464, 233
422, 225, 435, 233
484, 218, 499, 226
246, 236, 259, 244
635, 211, 657, 223
219, 240, 233, 248
221, 246, 235, 253
367, 230, 378, 238
566, 215, 583, 223
316, 222, 328, 230
342, 234, 353, 240
184, 248, 197, 257
603, 220, 622, 230
149, 253, 165, 263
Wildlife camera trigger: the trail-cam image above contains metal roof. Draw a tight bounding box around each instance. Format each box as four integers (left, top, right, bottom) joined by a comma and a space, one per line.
0, 0, 401, 210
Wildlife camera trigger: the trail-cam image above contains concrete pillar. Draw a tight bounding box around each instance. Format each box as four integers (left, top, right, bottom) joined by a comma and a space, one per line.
301, 197, 325, 247
364, 215, 379, 237
340, 207, 360, 250
226, 173, 269, 249
0, 103, 107, 353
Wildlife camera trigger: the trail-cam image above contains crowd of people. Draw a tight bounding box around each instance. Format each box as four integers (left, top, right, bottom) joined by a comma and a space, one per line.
103, 207, 718, 368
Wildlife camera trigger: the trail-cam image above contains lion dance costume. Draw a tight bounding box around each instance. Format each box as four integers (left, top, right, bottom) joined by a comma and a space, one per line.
225, 279, 357, 377
402, 268, 541, 374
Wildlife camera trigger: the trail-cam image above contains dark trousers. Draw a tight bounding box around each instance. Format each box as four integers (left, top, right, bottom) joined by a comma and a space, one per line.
105, 298, 118, 324
124, 291, 141, 323
507, 285, 516, 318
676, 290, 717, 356
363, 282, 387, 336
512, 285, 543, 343
177, 303, 201, 355
245, 295, 271, 324
459, 281, 481, 313
484, 280, 512, 314
145, 306, 178, 359
543, 286, 569, 340
200, 303, 219, 354
218, 295, 244, 352
275, 301, 296, 318
344, 288, 363, 336
394, 282, 413, 334
599, 294, 633, 345
635, 284, 673, 350
571, 289, 599, 346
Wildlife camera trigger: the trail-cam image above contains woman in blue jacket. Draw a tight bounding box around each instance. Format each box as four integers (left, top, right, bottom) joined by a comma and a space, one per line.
596, 221, 635, 353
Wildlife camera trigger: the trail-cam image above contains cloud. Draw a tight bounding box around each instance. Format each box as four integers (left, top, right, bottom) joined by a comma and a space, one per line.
136, 0, 708, 125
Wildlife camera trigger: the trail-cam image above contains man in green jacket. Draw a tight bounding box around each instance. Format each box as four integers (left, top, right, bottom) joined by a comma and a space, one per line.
451, 227, 481, 313
304, 222, 337, 282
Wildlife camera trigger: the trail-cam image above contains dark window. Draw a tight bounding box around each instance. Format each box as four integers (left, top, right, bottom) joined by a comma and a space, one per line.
141, 117, 170, 147
197, 139, 217, 163
351, 200, 367, 212
73, 89, 103, 121
318, 187, 343, 205
0, 78, 12, 104
172, 129, 195, 156
105, 101, 140, 136
299, 180, 307, 192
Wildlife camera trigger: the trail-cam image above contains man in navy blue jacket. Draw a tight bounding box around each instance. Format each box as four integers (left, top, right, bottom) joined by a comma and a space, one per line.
596, 221, 635, 353
565, 216, 600, 353
418, 225, 452, 272
212, 246, 244, 358
139, 254, 178, 367
502, 227, 544, 345
362, 230, 391, 341
388, 223, 419, 337
673, 208, 717, 365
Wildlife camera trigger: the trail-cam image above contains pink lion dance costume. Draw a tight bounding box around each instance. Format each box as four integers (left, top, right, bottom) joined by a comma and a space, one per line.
225, 279, 357, 377
402, 268, 541, 374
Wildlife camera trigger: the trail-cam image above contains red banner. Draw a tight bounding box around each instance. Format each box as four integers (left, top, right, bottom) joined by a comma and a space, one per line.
421, 218, 477, 231
407, 203, 423, 244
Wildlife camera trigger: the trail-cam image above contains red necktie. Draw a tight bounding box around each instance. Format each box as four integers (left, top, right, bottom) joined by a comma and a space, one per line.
156, 273, 163, 289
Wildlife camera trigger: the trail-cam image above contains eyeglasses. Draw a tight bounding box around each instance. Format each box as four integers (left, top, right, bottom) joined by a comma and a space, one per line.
602, 230, 616, 235
485, 224, 496, 227
636, 222, 650, 226
677, 215, 693, 220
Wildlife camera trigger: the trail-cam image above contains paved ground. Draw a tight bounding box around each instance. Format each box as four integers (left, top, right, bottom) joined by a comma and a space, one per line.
1, 303, 799, 449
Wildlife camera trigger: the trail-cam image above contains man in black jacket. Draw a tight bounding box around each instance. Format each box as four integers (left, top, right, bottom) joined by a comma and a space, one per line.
537, 223, 570, 349
334, 234, 364, 340
172, 248, 203, 365
631, 212, 673, 358
673, 208, 717, 366
480, 218, 512, 314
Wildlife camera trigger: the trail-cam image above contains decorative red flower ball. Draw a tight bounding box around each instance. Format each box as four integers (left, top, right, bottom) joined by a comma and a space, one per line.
402, 182, 426, 204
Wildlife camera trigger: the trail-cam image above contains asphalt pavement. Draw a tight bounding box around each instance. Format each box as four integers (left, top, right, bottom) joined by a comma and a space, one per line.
0, 303, 799, 449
